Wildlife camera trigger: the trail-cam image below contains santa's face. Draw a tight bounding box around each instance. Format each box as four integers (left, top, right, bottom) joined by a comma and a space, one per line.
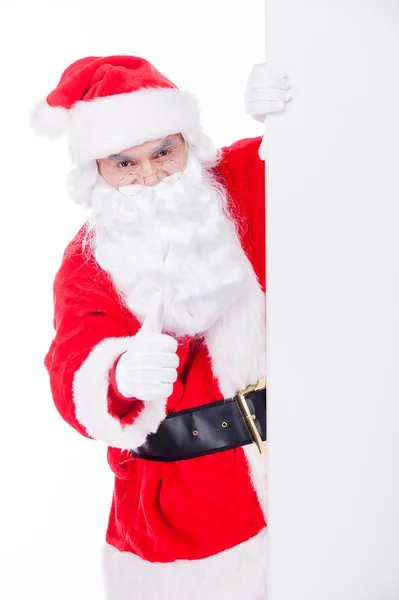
96, 133, 187, 190
85, 135, 251, 338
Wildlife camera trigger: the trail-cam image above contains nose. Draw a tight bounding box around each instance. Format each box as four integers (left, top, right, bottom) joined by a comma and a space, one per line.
140, 160, 160, 187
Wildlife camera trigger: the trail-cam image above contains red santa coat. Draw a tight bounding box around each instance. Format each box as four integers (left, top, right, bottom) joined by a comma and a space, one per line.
45, 136, 267, 587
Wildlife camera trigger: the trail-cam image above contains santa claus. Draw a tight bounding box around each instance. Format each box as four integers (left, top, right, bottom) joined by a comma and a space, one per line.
31, 56, 290, 600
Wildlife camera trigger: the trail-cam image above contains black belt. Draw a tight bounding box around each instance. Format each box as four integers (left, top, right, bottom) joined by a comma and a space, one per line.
130, 379, 267, 462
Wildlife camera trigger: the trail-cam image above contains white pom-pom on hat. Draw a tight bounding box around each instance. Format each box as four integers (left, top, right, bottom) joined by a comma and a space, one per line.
30, 99, 70, 139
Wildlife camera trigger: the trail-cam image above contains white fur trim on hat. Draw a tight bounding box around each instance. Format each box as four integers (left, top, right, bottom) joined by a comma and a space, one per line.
68, 87, 202, 164
72, 336, 169, 449
30, 99, 70, 139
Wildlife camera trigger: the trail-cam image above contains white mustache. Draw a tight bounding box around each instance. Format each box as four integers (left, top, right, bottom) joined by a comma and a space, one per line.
91, 152, 213, 232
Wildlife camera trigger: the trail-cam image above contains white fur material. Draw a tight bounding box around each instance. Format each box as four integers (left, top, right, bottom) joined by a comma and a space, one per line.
205, 264, 268, 521
72, 336, 169, 449
68, 87, 204, 164
30, 99, 70, 139
66, 162, 99, 208
101, 528, 268, 600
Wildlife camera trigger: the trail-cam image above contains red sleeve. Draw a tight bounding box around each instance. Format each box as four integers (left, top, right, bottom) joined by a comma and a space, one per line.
44, 235, 170, 449
214, 136, 266, 292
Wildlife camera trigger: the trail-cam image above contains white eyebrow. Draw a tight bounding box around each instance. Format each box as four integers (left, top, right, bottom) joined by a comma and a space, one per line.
108, 139, 176, 162
152, 139, 176, 154
108, 153, 135, 162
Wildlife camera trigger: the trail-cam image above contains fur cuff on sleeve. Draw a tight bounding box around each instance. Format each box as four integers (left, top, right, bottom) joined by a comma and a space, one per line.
72, 337, 169, 449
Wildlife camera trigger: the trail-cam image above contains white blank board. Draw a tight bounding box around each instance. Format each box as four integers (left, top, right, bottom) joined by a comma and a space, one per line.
266, 1, 399, 598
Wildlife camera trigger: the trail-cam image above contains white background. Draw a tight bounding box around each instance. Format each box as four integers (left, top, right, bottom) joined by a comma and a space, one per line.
266, 1, 399, 598
3, 2, 399, 599
0, 2, 265, 599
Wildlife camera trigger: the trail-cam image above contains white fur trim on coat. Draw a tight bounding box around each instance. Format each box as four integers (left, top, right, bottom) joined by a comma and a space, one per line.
205, 265, 268, 521
72, 336, 168, 449
68, 87, 203, 163
102, 528, 268, 600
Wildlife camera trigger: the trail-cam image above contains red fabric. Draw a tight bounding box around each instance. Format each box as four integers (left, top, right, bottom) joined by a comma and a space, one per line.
214, 137, 266, 293
47, 55, 177, 109
44, 136, 266, 562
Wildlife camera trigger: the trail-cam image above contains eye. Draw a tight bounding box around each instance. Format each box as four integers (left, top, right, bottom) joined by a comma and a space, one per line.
117, 160, 135, 168
157, 149, 172, 159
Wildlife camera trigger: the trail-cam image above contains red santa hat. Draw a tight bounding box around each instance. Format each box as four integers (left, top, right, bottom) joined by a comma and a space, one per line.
31, 55, 214, 165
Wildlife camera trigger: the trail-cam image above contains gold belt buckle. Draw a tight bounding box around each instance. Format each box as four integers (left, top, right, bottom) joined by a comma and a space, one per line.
235, 377, 267, 456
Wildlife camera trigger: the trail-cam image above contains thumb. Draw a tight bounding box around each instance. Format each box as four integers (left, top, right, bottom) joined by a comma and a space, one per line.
140, 292, 165, 334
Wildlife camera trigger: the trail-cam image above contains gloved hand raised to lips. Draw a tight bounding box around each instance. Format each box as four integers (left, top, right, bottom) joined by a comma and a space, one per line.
115, 293, 179, 402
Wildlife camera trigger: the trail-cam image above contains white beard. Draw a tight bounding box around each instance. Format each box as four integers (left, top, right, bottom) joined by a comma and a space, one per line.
85, 151, 252, 338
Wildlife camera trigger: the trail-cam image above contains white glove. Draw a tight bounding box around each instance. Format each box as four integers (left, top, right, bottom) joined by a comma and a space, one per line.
245, 63, 291, 121
115, 294, 179, 402
245, 63, 291, 160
